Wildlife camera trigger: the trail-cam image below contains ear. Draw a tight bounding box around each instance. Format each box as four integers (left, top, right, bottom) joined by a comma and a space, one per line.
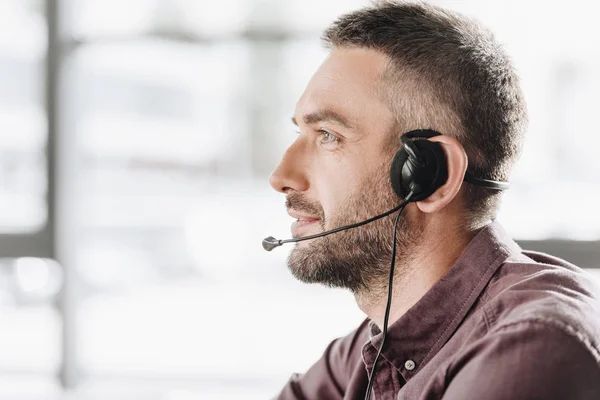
415, 135, 468, 214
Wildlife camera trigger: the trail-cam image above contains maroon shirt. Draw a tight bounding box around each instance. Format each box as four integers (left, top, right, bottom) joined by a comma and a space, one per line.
276, 222, 600, 399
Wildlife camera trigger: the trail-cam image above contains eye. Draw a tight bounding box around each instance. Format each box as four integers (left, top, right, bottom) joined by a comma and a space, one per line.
318, 130, 339, 145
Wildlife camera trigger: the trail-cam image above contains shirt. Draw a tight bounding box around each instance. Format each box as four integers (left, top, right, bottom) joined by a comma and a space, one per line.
275, 222, 600, 400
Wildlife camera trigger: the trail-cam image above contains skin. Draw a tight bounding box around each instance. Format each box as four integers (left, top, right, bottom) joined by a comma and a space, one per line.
269, 47, 477, 328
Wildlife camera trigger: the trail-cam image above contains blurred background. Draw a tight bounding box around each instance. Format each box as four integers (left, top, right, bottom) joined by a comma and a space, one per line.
0, 0, 599, 399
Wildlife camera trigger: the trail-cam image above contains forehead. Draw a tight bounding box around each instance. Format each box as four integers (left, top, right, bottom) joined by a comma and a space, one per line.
295, 48, 393, 128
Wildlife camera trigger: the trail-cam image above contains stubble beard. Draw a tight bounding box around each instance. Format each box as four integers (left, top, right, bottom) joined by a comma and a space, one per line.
286, 170, 423, 295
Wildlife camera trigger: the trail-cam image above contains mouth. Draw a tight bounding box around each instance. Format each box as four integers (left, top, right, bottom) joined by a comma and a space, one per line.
287, 210, 321, 237
291, 218, 320, 237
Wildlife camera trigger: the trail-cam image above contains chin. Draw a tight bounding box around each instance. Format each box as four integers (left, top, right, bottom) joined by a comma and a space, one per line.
286, 239, 366, 292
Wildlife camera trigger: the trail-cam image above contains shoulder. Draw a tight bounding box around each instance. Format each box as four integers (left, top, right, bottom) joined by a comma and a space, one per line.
444, 316, 600, 400
442, 250, 600, 399
481, 250, 600, 362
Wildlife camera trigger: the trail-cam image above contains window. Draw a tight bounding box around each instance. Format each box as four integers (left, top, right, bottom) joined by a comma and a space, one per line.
0, 2, 62, 398
0, 0, 47, 234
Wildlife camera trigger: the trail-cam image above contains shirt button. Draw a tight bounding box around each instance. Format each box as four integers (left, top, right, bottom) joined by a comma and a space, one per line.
404, 359, 416, 371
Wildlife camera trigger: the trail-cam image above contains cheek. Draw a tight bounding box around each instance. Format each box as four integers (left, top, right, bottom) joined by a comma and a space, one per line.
316, 167, 368, 220
311, 147, 391, 218
316, 176, 347, 216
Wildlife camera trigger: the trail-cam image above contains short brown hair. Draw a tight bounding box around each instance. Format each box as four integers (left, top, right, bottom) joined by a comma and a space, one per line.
322, 1, 528, 227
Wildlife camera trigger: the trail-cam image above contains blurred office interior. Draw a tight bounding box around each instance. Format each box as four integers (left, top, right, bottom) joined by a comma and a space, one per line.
0, 0, 599, 399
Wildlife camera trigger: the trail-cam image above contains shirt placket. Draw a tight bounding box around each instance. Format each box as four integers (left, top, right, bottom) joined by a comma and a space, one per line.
371, 359, 404, 400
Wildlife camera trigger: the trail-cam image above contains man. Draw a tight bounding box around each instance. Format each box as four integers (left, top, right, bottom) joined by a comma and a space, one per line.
268, 2, 600, 399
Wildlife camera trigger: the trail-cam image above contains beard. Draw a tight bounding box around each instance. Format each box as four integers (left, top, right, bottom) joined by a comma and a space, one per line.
286, 166, 424, 294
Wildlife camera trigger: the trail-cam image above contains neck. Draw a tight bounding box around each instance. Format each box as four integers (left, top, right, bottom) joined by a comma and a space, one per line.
356, 219, 480, 328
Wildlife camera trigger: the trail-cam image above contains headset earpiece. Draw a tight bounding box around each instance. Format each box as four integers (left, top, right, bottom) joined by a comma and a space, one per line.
390, 132, 448, 201
390, 129, 510, 202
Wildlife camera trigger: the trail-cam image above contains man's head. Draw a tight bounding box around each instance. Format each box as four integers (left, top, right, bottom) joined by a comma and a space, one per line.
269, 1, 527, 294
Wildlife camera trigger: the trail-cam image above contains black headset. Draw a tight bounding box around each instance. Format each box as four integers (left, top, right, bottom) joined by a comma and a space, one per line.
390, 129, 509, 202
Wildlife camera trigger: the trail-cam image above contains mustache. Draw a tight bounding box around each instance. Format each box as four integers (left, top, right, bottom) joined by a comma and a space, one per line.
285, 192, 325, 220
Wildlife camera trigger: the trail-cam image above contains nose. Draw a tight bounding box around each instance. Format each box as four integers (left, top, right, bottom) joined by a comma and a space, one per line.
269, 139, 310, 194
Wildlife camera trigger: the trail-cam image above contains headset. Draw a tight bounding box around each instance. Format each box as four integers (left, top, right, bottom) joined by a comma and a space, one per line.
262, 128, 508, 400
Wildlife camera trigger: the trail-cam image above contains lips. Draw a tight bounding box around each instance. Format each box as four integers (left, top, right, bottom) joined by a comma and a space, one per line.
287, 209, 319, 222
288, 209, 320, 237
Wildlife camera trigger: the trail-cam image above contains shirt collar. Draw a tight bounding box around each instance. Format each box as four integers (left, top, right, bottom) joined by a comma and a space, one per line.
362, 221, 521, 382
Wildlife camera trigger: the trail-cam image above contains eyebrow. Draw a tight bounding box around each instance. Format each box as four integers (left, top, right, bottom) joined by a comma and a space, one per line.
291, 109, 355, 130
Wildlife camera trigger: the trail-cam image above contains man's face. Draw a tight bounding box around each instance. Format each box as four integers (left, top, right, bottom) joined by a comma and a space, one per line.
269, 48, 422, 293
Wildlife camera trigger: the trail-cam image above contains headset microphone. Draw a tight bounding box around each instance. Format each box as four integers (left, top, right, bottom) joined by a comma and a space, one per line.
261, 237, 283, 251
262, 198, 414, 251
